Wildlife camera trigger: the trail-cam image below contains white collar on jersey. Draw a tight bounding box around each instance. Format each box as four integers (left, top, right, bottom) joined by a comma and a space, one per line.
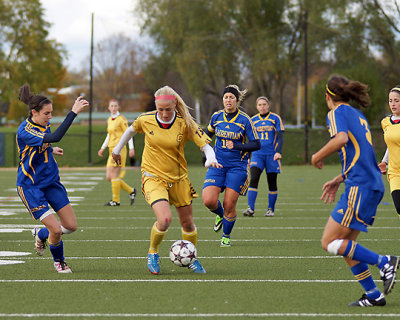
156, 110, 176, 124
391, 115, 400, 120
111, 111, 120, 119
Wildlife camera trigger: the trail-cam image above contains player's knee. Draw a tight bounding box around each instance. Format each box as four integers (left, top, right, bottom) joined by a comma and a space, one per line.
158, 219, 171, 231
181, 222, 195, 232
61, 225, 77, 234
324, 239, 344, 255
50, 227, 63, 239
203, 197, 217, 210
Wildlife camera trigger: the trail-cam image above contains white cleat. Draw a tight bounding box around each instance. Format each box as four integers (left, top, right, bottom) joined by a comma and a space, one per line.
31, 227, 46, 256
54, 261, 72, 273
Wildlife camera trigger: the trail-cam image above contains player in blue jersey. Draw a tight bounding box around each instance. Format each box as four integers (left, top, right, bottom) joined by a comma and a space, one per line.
311, 75, 399, 307
243, 96, 284, 217
16, 84, 88, 273
202, 85, 260, 247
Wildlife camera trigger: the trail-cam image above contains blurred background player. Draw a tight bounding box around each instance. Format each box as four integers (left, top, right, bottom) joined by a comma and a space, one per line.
378, 86, 400, 219
202, 85, 260, 247
112, 86, 220, 274
98, 99, 136, 206
243, 96, 284, 217
16, 84, 89, 273
312, 75, 399, 307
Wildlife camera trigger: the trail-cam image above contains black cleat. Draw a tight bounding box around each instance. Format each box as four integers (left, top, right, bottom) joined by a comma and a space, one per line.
129, 188, 137, 205
380, 255, 400, 295
348, 293, 386, 307
104, 200, 120, 206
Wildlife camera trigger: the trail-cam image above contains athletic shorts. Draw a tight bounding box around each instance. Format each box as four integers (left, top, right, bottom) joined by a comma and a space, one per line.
331, 185, 384, 232
17, 180, 70, 221
142, 175, 198, 207
388, 174, 400, 193
250, 154, 281, 173
203, 166, 249, 196
107, 146, 127, 168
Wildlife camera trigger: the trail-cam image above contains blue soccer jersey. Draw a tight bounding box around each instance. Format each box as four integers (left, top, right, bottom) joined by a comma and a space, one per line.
327, 104, 384, 191
251, 112, 284, 156
207, 109, 259, 168
16, 118, 60, 187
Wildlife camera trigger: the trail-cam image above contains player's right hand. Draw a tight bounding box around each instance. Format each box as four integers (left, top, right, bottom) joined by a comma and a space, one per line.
72, 96, 89, 114
112, 152, 121, 165
378, 162, 387, 175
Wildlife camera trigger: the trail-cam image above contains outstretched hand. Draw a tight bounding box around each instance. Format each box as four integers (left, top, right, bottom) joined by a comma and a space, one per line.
320, 178, 341, 204
71, 96, 89, 114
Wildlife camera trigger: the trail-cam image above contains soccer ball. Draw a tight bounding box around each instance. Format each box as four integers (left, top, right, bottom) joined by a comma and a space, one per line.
169, 240, 197, 267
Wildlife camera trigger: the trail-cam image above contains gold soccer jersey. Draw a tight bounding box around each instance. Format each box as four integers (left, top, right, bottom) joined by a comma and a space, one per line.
382, 116, 400, 177
133, 111, 210, 182
107, 115, 129, 148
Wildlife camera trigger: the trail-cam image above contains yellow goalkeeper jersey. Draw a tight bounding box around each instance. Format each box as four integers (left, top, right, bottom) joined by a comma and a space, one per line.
133, 111, 210, 182
382, 115, 400, 176
107, 115, 129, 148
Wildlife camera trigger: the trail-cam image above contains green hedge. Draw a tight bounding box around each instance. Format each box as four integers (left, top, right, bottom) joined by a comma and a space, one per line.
0, 124, 386, 167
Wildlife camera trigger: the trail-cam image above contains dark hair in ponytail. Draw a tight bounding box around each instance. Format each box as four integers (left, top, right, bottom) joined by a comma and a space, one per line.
326, 75, 370, 109
18, 84, 52, 116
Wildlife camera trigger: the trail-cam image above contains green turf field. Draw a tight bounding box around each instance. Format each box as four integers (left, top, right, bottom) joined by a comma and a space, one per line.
1, 165, 400, 319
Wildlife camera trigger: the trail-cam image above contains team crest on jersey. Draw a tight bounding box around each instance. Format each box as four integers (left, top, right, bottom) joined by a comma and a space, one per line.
38, 143, 50, 153
177, 134, 183, 142
149, 131, 154, 135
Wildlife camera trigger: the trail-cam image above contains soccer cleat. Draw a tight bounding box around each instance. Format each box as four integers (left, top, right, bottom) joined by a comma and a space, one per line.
220, 236, 231, 247
147, 253, 160, 275
188, 259, 206, 274
129, 188, 137, 205
380, 255, 400, 295
348, 293, 386, 307
214, 215, 223, 232
264, 209, 275, 217
54, 261, 72, 273
104, 200, 120, 206
31, 227, 46, 256
243, 207, 254, 217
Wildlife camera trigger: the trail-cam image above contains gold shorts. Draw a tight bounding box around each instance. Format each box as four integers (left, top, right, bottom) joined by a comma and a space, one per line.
388, 174, 400, 193
107, 147, 127, 168
142, 175, 198, 207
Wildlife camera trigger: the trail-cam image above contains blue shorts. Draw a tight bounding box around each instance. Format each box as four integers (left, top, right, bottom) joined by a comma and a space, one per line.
17, 180, 70, 221
250, 154, 281, 173
331, 185, 384, 232
203, 166, 249, 195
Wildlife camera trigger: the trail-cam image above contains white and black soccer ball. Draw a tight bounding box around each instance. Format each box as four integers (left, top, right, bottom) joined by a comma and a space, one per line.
169, 240, 197, 267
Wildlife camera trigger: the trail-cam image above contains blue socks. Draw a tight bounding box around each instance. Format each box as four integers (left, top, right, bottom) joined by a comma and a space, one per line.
247, 188, 258, 211
351, 263, 381, 299
222, 215, 236, 238
211, 200, 224, 218
49, 240, 65, 262
268, 191, 278, 211
343, 240, 387, 267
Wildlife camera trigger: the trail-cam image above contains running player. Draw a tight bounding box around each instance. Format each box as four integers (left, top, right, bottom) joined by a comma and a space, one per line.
202, 85, 260, 247
98, 99, 136, 206
378, 86, 400, 218
112, 86, 220, 274
243, 96, 284, 217
311, 75, 399, 307
16, 84, 89, 273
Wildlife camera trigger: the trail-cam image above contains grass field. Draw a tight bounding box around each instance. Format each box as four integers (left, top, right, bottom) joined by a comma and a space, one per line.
1, 165, 400, 319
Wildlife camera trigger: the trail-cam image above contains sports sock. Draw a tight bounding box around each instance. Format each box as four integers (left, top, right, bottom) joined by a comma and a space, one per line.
268, 191, 278, 211
149, 222, 167, 254
120, 179, 133, 194
182, 228, 198, 247
343, 240, 387, 267
222, 215, 236, 238
38, 227, 49, 240
111, 178, 121, 202
211, 200, 224, 218
247, 188, 258, 211
350, 262, 381, 299
49, 240, 64, 262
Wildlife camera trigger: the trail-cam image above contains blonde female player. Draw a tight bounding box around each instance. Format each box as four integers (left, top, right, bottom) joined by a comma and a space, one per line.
17, 84, 89, 273
378, 86, 400, 218
112, 86, 221, 274
312, 75, 399, 307
98, 99, 136, 206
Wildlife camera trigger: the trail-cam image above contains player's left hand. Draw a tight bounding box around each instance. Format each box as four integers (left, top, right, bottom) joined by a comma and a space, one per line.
52, 147, 63, 156
225, 140, 234, 149
205, 160, 223, 169
320, 178, 340, 204
129, 149, 135, 158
